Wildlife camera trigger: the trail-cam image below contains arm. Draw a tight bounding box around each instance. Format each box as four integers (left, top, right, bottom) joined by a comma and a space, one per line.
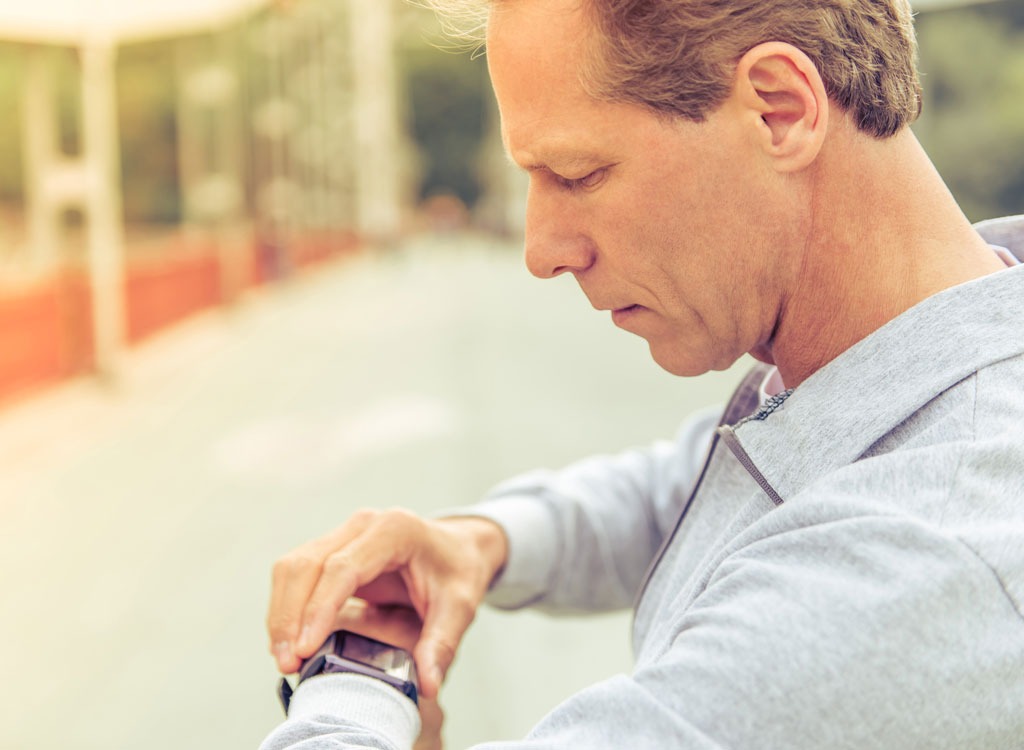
263, 494, 1024, 749
267, 408, 720, 694
459, 405, 722, 612
268, 513, 507, 697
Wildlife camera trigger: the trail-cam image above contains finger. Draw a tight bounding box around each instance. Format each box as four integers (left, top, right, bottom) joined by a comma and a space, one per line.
355, 571, 414, 607
413, 590, 477, 699
268, 550, 325, 672
413, 696, 444, 750
298, 515, 416, 656
267, 512, 378, 671
333, 599, 423, 652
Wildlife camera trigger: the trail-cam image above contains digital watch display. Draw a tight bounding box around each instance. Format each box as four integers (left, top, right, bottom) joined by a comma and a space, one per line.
278, 630, 419, 714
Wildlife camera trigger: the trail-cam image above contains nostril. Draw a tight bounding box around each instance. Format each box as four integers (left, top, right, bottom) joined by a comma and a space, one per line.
523, 244, 558, 279
524, 239, 596, 280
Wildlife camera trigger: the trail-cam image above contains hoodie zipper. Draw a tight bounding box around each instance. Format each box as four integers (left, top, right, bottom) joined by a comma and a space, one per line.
716, 386, 792, 507
717, 425, 785, 507
631, 364, 773, 612
632, 369, 789, 618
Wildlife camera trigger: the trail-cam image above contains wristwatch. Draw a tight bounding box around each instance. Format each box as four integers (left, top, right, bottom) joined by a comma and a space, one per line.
278, 630, 419, 715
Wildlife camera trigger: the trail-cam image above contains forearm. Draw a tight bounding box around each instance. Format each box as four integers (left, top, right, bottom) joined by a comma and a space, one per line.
264, 505, 1024, 750
461, 407, 722, 612
465, 468, 662, 612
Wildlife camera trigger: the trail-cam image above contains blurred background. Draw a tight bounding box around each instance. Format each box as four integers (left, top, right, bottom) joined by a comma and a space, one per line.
0, 0, 1020, 748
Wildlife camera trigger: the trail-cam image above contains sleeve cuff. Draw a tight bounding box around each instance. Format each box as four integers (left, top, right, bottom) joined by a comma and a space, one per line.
289, 673, 421, 750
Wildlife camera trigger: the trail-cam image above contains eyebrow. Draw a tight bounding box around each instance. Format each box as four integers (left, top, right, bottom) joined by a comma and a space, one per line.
506, 151, 599, 175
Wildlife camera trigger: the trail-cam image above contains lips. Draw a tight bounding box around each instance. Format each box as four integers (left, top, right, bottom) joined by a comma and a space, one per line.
611, 305, 644, 326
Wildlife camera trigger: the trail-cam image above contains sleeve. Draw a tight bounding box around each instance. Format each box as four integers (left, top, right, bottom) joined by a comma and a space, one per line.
480, 498, 1024, 749
263, 495, 1024, 750
452, 405, 723, 612
259, 674, 421, 750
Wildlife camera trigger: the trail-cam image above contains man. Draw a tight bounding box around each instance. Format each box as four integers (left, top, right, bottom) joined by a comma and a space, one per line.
261, 0, 1024, 747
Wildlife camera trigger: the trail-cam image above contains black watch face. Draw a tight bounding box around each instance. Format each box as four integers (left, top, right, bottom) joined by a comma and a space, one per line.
339, 632, 413, 681
295, 630, 419, 707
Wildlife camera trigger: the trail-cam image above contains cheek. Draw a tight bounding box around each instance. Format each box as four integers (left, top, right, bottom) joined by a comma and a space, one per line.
616, 170, 740, 305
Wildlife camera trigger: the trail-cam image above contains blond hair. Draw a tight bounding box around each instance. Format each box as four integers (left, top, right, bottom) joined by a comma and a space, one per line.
425, 0, 922, 138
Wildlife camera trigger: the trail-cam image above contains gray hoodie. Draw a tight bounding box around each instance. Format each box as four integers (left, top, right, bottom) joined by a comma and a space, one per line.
261, 216, 1024, 750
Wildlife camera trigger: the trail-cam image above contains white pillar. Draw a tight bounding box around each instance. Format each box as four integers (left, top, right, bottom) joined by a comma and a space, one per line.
349, 0, 402, 239
80, 40, 126, 380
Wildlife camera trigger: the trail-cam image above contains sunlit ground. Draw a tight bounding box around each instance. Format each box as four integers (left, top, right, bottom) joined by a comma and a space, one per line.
0, 232, 747, 749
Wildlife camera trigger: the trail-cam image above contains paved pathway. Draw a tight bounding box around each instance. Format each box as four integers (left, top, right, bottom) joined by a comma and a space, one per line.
0, 233, 747, 749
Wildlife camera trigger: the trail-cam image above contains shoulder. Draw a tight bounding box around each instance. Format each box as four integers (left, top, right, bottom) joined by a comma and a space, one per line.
744, 356, 1024, 618
652, 488, 1024, 749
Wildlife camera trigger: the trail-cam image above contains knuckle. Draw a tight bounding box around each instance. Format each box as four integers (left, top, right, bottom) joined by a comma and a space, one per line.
322, 549, 352, 572
451, 595, 477, 626
377, 507, 421, 535
273, 553, 321, 581
432, 638, 457, 665
349, 508, 379, 526
266, 612, 299, 638
271, 558, 287, 579
321, 552, 360, 587
300, 598, 331, 627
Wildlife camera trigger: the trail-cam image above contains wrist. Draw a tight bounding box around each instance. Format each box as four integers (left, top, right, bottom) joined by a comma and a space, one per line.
281, 630, 419, 715
439, 516, 509, 588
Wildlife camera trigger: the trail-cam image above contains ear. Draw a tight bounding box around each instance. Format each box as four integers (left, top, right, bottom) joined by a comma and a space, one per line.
732, 42, 829, 173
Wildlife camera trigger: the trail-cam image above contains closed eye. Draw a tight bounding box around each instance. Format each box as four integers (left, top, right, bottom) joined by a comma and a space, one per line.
555, 167, 609, 192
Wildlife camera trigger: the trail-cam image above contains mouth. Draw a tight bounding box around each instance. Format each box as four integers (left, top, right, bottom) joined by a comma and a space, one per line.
611, 305, 644, 325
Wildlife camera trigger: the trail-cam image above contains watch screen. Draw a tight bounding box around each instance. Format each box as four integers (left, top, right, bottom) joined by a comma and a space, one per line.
340, 632, 410, 680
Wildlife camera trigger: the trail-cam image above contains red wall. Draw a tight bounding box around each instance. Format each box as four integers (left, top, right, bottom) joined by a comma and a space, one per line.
0, 272, 93, 400
125, 251, 223, 343
0, 230, 359, 406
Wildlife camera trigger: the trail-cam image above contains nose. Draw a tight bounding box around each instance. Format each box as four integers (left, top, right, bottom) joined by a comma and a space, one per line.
523, 180, 596, 279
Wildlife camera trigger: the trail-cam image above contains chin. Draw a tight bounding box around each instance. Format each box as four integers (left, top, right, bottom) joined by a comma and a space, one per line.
649, 342, 741, 378
649, 345, 712, 378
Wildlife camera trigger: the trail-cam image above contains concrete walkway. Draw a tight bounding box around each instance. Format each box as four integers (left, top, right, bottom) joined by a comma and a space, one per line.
0, 233, 747, 749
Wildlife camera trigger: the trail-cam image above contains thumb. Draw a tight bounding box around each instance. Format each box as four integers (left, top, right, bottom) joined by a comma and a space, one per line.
414, 594, 476, 699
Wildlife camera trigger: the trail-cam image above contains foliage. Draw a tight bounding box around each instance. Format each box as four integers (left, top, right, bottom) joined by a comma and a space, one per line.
400, 37, 490, 208
914, 0, 1024, 221
0, 47, 22, 202
0, 1, 1019, 228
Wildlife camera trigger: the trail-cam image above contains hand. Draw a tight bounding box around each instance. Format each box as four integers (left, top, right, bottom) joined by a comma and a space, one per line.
267, 509, 508, 698
331, 599, 445, 750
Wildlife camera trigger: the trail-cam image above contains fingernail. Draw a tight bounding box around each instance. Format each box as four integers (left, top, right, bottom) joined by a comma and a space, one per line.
273, 641, 293, 667
299, 624, 312, 650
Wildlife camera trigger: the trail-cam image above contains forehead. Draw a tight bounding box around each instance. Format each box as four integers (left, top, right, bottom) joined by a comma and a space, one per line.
486, 0, 692, 172
486, 0, 608, 165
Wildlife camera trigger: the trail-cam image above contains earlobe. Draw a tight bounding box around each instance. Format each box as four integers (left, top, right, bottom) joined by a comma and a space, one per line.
735, 42, 828, 172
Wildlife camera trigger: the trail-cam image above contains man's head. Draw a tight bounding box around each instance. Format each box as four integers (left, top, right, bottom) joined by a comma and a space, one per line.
430, 0, 942, 383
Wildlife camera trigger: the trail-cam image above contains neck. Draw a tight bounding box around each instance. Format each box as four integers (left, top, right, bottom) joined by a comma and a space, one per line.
765, 125, 1006, 388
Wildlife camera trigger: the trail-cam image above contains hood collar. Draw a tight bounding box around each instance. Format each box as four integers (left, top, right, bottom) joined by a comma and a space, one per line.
727, 216, 1024, 502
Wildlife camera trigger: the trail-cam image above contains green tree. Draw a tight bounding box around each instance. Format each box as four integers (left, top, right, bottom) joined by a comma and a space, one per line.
915, 1, 1024, 221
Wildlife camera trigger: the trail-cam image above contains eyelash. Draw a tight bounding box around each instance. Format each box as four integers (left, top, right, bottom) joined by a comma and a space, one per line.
555, 168, 607, 192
